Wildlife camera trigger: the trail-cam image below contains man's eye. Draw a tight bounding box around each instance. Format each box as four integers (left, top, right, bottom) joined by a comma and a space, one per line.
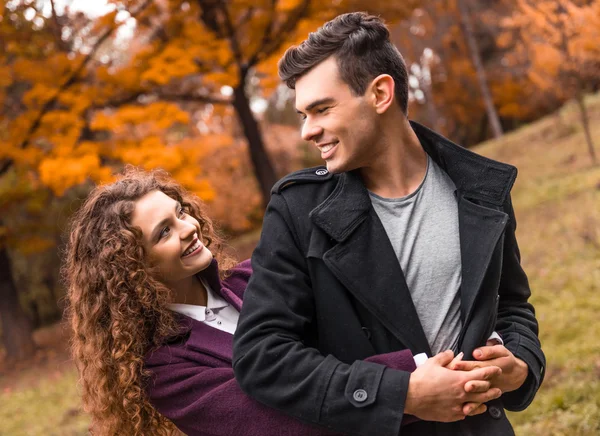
317, 107, 329, 114
299, 114, 307, 121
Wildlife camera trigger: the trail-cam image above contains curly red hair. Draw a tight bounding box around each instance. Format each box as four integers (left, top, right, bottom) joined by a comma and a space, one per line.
63, 167, 236, 435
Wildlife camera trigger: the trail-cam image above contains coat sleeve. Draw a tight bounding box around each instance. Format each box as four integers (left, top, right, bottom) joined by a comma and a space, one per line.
232, 193, 413, 436
496, 195, 546, 411
144, 350, 340, 436
145, 348, 416, 436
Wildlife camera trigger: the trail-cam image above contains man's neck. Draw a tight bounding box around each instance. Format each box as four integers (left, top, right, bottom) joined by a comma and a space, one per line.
359, 118, 428, 199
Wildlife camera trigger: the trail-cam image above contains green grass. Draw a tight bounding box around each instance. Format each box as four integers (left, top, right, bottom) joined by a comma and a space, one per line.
0, 369, 89, 436
476, 94, 600, 435
2, 94, 600, 435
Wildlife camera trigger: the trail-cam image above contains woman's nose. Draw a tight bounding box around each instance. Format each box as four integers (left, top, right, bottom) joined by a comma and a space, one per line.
180, 218, 197, 240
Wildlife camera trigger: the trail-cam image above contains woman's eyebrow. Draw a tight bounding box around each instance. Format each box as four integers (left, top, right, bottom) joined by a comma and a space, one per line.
150, 202, 180, 241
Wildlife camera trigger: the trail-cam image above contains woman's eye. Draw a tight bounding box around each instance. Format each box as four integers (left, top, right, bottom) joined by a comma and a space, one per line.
178, 207, 185, 217
160, 226, 170, 239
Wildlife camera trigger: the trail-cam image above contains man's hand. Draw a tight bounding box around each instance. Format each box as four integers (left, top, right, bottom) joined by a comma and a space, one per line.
449, 345, 529, 393
404, 350, 503, 422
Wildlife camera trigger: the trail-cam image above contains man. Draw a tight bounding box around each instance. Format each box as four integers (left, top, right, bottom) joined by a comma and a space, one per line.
233, 12, 544, 436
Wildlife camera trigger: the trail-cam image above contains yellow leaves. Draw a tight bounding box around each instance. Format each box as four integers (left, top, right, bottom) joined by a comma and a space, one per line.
39, 154, 104, 196
35, 111, 84, 150
58, 87, 94, 115
173, 168, 215, 203
22, 84, 58, 109
142, 44, 200, 85
276, 0, 306, 12
92, 102, 190, 133
116, 136, 184, 172
12, 53, 72, 85
182, 21, 218, 46
0, 65, 11, 87
203, 71, 239, 88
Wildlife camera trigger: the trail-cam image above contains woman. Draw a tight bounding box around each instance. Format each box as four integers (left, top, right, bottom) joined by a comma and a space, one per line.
63, 167, 420, 436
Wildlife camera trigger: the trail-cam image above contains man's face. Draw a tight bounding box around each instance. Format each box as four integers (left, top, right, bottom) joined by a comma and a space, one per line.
294, 57, 379, 174
131, 190, 213, 287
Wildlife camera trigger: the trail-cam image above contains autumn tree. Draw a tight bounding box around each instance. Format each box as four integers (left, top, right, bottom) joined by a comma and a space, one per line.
456, 0, 503, 138
391, 1, 515, 145
0, 1, 420, 360
500, 0, 600, 163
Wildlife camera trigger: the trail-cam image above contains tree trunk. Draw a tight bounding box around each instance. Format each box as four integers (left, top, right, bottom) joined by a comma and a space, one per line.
232, 70, 278, 207
575, 94, 597, 164
457, 0, 503, 139
0, 242, 36, 362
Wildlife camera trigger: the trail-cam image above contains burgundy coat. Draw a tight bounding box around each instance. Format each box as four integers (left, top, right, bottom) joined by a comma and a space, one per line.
144, 259, 417, 436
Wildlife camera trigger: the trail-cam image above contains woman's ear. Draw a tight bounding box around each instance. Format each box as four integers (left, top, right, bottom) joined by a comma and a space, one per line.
369, 74, 395, 114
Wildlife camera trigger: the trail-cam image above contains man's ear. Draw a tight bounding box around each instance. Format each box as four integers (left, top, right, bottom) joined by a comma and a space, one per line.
369, 74, 395, 114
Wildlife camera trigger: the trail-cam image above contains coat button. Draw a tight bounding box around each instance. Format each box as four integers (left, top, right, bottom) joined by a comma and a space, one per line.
489, 406, 502, 419
353, 389, 368, 402
361, 327, 371, 340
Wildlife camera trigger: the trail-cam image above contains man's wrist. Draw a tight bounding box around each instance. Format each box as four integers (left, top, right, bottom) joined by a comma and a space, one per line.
511, 357, 529, 391
404, 374, 418, 416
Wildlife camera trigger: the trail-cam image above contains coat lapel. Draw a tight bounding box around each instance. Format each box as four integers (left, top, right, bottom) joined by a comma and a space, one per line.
198, 260, 243, 312
457, 194, 509, 324
311, 171, 431, 355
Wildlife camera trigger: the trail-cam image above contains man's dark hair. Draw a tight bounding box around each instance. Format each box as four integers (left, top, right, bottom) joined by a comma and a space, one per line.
278, 12, 409, 114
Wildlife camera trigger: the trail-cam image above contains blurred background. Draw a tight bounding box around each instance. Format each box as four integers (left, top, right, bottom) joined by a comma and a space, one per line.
0, 0, 599, 434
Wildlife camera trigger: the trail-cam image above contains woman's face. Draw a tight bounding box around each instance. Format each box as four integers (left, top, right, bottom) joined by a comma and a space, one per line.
130, 190, 213, 286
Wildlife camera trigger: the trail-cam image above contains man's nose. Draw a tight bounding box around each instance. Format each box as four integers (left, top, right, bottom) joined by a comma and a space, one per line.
301, 119, 322, 142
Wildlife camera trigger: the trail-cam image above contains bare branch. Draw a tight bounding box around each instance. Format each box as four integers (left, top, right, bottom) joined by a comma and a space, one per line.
49, 0, 69, 52
16, 0, 153, 150
219, 1, 245, 68
0, 160, 11, 178
247, 0, 278, 67
158, 92, 231, 105
249, 0, 310, 67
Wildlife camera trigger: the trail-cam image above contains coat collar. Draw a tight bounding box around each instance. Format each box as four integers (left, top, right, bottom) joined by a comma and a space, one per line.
197, 259, 243, 312
168, 259, 243, 361
309, 121, 516, 352
410, 121, 517, 205
310, 120, 517, 241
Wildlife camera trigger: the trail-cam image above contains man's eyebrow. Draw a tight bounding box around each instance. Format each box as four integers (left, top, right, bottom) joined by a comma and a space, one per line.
296, 97, 335, 114
150, 201, 181, 241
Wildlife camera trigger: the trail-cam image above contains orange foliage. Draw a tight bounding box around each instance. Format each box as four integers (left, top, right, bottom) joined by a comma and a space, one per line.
0, 0, 420, 258
499, 0, 600, 106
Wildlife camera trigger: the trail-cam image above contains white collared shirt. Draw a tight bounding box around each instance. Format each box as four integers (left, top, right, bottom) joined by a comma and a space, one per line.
168, 278, 239, 335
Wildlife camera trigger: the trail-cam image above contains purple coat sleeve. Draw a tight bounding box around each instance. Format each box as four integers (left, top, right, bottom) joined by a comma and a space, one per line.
145, 349, 417, 436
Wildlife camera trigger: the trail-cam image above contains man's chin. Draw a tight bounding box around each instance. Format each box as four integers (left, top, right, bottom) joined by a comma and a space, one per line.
325, 160, 353, 175
324, 160, 342, 174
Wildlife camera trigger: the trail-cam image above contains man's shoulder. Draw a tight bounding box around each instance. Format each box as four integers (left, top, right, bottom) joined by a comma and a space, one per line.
271, 166, 336, 195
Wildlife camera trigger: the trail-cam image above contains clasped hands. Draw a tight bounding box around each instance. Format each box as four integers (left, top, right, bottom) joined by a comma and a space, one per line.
404, 342, 529, 422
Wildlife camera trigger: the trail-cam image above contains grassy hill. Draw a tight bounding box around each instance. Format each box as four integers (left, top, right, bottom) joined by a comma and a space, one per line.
1, 95, 599, 435
476, 95, 600, 435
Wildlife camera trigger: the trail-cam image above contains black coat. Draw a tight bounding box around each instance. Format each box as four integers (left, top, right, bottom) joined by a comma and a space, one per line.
233, 121, 545, 436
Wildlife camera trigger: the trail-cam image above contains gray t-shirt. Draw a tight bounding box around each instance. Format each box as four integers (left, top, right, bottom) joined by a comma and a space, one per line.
370, 156, 462, 354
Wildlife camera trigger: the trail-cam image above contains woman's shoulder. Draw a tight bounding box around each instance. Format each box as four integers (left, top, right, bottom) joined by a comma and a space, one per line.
221, 259, 252, 291
144, 315, 192, 365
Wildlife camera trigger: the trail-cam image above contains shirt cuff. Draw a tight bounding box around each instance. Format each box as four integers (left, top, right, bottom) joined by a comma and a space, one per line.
412, 331, 503, 367
413, 352, 429, 367
488, 331, 504, 345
